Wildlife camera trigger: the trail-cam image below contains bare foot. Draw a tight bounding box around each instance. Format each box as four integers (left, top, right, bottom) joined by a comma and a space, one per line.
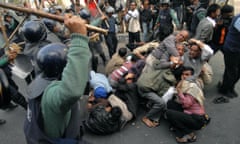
142, 117, 154, 128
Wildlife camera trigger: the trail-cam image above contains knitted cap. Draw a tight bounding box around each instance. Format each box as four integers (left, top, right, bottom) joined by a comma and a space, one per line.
94, 87, 107, 98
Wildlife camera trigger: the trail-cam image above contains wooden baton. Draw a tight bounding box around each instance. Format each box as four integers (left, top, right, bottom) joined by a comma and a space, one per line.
0, 2, 108, 35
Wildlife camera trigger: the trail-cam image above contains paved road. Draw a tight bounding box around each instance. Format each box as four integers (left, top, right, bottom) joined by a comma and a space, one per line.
0, 41, 240, 144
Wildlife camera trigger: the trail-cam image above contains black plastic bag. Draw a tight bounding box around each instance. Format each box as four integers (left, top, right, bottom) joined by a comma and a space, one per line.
84, 105, 122, 135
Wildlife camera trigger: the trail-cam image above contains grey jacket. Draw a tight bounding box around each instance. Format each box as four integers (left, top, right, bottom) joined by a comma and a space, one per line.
194, 17, 214, 43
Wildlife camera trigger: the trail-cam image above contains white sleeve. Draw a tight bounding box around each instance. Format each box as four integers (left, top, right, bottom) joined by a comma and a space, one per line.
128, 9, 139, 19
201, 44, 214, 61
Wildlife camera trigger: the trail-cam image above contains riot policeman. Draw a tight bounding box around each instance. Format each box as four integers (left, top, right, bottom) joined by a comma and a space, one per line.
21, 20, 61, 76
79, 8, 107, 71
154, 0, 180, 41
24, 15, 91, 143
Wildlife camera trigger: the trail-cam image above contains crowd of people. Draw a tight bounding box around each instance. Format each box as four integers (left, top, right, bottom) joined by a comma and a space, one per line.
0, 0, 239, 143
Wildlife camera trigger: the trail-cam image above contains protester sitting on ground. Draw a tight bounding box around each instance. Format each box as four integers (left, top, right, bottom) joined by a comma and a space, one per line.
136, 37, 188, 129
137, 66, 177, 128
108, 54, 139, 89
127, 59, 146, 81
151, 42, 185, 70
133, 41, 159, 60
182, 38, 213, 88
143, 30, 189, 73
85, 79, 139, 135
142, 42, 185, 84
89, 70, 113, 99
165, 66, 210, 143
137, 56, 178, 128
152, 30, 189, 59
105, 47, 128, 76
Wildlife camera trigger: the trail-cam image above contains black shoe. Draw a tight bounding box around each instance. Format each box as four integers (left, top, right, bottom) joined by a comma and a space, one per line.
213, 96, 229, 104
0, 119, 6, 125
1, 103, 18, 110
217, 81, 222, 90
229, 90, 238, 98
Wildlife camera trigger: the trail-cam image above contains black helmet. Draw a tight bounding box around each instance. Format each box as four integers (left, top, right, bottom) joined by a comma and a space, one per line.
79, 8, 91, 20
22, 20, 47, 43
42, 18, 57, 32
37, 43, 68, 78
159, 0, 170, 5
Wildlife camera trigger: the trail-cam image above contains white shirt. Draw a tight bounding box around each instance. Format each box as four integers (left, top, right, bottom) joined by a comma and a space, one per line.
125, 9, 141, 33
206, 16, 216, 27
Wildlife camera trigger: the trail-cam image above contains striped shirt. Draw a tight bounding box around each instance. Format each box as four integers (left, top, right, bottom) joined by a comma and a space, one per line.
110, 61, 133, 81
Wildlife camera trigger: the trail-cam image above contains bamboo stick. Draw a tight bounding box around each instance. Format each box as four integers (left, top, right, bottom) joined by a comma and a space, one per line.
0, 2, 108, 35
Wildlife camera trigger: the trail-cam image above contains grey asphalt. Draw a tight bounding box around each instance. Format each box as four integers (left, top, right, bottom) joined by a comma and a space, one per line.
0, 36, 240, 144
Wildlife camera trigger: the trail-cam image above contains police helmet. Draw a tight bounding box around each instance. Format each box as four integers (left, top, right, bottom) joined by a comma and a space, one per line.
106, 6, 115, 13
21, 20, 47, 43
79, 8, 91, 20
37, 43, 68, 78
3, 10, 19, 22
159, 0, 170, 5
42, 18, 57, 32
3, 11, 13, 21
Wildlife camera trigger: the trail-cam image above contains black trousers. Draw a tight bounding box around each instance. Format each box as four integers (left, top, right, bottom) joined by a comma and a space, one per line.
0, 69, 27, 109
221, 51, 240, 93
128, 31, 141, 44
105, 33, 118, 58
166, 109, 205, 137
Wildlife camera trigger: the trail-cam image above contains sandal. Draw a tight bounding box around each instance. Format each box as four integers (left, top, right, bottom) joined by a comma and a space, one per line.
188, 133, 197, 142
176, 133, 197, 143
213, 96, 229, 104
152, 120, 160, 127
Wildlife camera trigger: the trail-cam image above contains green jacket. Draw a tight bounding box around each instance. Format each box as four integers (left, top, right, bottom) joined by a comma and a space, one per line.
0, 56, 8, 67
41, 34, 91, 138
137, 69, 177, 96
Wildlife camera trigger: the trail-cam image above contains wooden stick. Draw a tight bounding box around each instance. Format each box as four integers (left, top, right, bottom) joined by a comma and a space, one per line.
225, 0, 229, 5
2, 15, 28, 49
0, 2, 108, 35
93, 0, 109, 28
34, 0, 40, 9
0, 13, 9, 48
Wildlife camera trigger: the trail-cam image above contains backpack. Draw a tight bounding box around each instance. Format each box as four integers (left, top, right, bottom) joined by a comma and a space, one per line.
24, 75, 88, 144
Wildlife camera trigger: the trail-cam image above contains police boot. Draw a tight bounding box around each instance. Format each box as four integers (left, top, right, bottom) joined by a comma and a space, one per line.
11, 92, 28, 110
0, 119, 6, 125
92, 56, 98, 72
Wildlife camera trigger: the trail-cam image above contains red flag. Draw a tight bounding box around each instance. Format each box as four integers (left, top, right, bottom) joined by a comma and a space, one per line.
85, 0, 99, 17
